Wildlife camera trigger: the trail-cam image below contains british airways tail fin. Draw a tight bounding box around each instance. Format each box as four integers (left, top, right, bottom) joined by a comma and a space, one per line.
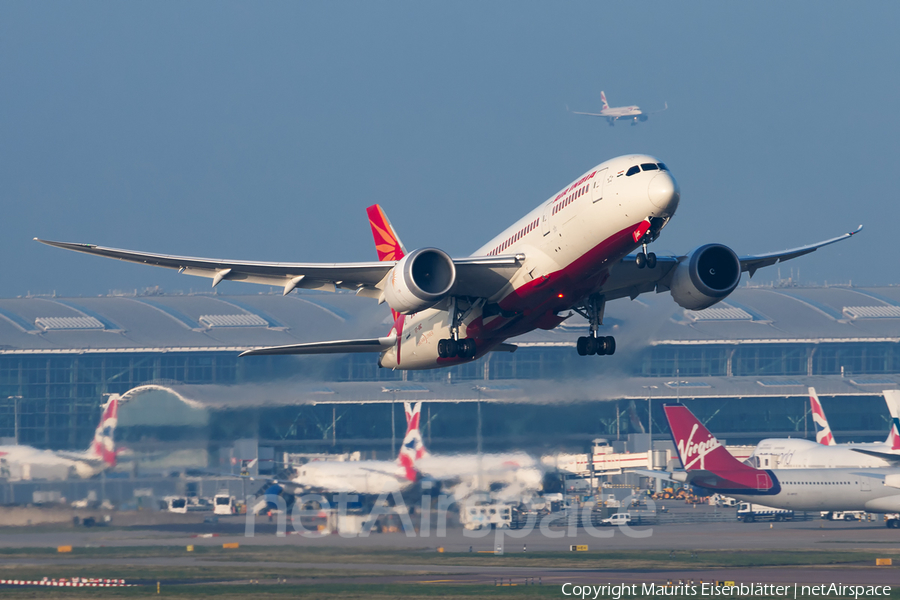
600, 91, 610, 110
89, 395, 119, 467
809, 387, 835, 445
664, 403, 776, 493
366, 204, 406, 262
398, 401, 427, 481
884, 390, 900, 450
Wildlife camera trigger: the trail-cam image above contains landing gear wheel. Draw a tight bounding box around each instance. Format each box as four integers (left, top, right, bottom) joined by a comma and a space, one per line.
438, 339, 449, 358
461, 339, 476, 359
604, 336, 616, 355
594, 337, 607, 356
646, 252, 657, 269
446, 339, 459, 358
577, 337, 589, 356
635, 252, 647, 269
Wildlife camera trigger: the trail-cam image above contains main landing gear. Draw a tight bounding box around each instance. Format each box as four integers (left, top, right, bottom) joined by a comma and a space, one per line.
573, 294, 616, 357
437, 297, 477, 359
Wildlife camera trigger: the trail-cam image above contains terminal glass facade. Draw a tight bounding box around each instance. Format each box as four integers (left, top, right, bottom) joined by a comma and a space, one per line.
1, 339, 899, 449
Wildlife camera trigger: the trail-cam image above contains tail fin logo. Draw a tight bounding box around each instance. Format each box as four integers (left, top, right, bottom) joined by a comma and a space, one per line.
809, 387, 835, 446
600, 91, 609, 110
366, 204, 406, 262
677, 423, 721, 470
398, 402, 426, 481
888, 417, 900, 451
91, 395, 119, 467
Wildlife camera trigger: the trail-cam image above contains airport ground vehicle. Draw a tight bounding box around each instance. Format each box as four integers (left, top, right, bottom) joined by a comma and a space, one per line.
820, 510, 866, 521
599, 512, 632, 526
737, 502, 794, 523
160, 496, 188, 514
214, 492, 236, 515
885, 513, 900, 528
461, 503, 514, 530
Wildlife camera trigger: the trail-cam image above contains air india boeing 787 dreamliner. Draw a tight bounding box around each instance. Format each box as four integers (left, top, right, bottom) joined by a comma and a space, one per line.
37, 154, 861, 371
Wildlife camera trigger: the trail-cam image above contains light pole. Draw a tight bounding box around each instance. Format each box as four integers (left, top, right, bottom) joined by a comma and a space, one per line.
8, 396, 22, 445
642, 386, 658, 439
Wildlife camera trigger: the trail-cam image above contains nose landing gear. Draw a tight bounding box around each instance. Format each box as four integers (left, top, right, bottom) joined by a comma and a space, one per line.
635, 241, 657, 269
573, 294, 616, 357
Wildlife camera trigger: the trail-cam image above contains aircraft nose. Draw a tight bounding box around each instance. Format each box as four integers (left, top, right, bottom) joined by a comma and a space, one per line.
648, 172, 680, 214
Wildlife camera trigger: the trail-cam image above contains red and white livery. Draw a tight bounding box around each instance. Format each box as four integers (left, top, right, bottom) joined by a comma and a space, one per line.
37, 154, 861, 371
0, 396, 119, 480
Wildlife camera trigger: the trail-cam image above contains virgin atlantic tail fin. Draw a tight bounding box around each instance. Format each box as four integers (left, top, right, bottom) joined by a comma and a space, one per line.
664, 403, 776, 494
809, 387, 835, 445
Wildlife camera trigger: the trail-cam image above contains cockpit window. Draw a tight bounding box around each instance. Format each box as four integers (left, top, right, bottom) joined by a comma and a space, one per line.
641, 163, 659, 172
625, 165, 640, 176
657, 163, 668, 171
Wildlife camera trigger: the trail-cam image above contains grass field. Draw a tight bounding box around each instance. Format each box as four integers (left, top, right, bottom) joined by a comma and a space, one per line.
1, 546, 898, 599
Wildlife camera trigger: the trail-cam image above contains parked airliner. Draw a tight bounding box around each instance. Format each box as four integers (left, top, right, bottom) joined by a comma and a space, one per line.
665, 404, 900, 528
569, 91, 667, 126
37, 154, 861, 371
411, 402, 543, 500
287, 402, 424, 495
750, 389, 900, 469
0, 396, 119, 480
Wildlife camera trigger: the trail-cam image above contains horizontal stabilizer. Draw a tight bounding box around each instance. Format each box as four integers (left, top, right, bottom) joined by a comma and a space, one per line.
490, 343, 518, 353
239, 334, 397, 357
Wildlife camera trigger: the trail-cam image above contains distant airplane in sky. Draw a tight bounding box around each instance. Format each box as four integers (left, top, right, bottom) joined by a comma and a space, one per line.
37, 154, 861, 371
569, 91, 667, 126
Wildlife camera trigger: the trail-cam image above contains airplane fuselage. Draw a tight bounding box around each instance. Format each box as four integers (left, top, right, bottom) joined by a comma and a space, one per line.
751, 438, 897, 469
379, 154, 679, 369
0, 445, 104, 480
726, 467, 900, 513
291, 459, 412, 495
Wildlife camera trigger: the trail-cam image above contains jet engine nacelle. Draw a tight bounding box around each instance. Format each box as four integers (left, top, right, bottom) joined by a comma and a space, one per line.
669, 243, 741, 310
384, 248, 456, 314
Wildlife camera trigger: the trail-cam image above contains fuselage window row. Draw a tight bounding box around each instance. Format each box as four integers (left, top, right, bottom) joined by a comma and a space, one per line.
489, 218, 540, 256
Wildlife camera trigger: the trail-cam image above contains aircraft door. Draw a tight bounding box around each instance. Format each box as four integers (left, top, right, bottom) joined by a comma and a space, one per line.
541, 201, 553, 236
592, 168, 608, 203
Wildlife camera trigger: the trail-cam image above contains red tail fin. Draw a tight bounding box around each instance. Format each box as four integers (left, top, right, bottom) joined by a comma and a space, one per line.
91, 395, 119, 467
809, 387, 835, 446
397, 402, 426, 482
665, 404, 776, 493
366, 204, 406, 262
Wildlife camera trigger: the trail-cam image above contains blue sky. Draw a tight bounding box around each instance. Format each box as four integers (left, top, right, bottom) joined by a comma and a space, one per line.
2, 2, 897, 297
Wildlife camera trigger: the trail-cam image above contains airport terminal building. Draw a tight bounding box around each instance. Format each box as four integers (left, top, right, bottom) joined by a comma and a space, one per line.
1, 284, 899, 454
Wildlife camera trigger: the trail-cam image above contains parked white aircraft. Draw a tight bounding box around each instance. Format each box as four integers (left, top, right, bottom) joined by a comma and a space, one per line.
750, 389, 900, 469
0, 396, 119, 480
665, 403, 900, 528
410, 403, 543, 499
287, 403, 424, 495
37, 154, 861, 371
569, 91, 666, 126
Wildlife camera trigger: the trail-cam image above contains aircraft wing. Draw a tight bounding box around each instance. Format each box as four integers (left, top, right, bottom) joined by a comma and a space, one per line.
35, 239, 523, 298
738, 225, 863, 277
850, 448, 900, 465
598, 226, 863, 301
240, 333, 397, 357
